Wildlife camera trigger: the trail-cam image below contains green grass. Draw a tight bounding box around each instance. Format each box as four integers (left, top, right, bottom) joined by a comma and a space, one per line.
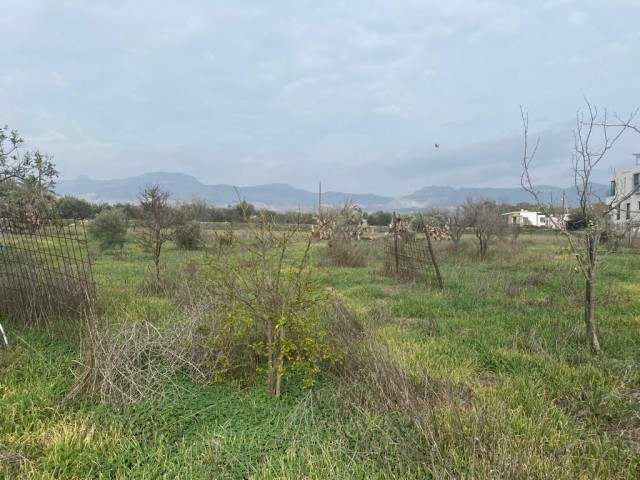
1, 229, 639, 478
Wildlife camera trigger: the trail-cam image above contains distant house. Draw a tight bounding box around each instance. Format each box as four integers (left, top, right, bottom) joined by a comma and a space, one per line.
503, 209, 548, 228
606, 161, 640, 225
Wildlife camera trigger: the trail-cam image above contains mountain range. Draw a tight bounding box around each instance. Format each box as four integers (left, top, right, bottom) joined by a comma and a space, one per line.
55, 172, 607, 212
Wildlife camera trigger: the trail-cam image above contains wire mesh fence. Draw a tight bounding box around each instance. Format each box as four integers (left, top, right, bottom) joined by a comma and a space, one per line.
0, 216, 95, 326
384, 234, 444, 288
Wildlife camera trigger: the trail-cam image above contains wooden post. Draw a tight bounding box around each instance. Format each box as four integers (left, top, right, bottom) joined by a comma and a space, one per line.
393, 212, 399, 274
422, 216, 444, 290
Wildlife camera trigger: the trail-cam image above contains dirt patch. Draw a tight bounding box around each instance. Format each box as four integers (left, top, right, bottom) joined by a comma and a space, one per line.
603, 423, 640, 453
0, 450, 26, 472
475, 371, 498, 388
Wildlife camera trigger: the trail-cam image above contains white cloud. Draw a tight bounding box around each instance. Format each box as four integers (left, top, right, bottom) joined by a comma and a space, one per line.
2, 0, 640, 195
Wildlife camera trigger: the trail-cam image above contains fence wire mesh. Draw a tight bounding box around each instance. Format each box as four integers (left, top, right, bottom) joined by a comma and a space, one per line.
384, 235, 442, 286
0, 216, 95, 325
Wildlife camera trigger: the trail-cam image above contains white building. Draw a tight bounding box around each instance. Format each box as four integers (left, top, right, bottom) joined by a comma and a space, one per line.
503, 209, 548, 228
606, 160, 640, 225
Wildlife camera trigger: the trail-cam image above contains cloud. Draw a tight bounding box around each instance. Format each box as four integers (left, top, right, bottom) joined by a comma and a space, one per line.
2, 1, 640, 198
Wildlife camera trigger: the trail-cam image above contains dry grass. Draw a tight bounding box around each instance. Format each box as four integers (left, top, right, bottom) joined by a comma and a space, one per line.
68, 316, 206, 404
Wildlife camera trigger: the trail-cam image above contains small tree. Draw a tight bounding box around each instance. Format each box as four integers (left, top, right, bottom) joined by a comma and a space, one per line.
205, 213, 336, 396
1, 125, 58, 187
89, 208, 128, 254
521, 100, 637, 353
175, 221, 202, 250
138, 184, 185, 285
462, 197, 507, 259
424, 206, 466, 247
0, 126, 58, 227
365, 210, 393, 227
59, 195, 95, 219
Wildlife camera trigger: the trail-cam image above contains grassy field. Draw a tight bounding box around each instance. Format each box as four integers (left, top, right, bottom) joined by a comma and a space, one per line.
1, 228, 639, 479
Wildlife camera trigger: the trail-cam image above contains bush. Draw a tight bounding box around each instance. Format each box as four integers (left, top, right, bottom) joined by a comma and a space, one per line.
175, 221, 202, 250
89, 209, 128, 252
198, 215, 338, 396
58, 195, 95, 219
318, 233, 367, 267
316, 203, 368, 267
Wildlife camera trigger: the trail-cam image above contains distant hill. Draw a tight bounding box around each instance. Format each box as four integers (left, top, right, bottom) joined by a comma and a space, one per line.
397, 184, 608, 209
55, 172, 393, 211
55, 172, 607, 212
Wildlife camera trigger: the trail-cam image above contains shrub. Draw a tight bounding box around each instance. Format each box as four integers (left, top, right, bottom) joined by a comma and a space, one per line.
89, 208, 128, 252
175, 221, 202, 250
316, 202, 368, 267
199, 214, 338, 396
318, 233, 367, 267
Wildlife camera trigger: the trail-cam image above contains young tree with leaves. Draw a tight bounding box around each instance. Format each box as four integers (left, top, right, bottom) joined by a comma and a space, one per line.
0, 125, 58, 225
89, 208, 129, 254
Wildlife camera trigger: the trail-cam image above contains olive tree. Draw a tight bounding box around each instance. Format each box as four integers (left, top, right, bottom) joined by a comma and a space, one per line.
0, 125, 58, 225
59, 195, 95, 219
89, 208, 128, 254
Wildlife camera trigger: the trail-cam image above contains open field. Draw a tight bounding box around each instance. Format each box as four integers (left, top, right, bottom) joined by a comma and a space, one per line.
1, 228, 640, 479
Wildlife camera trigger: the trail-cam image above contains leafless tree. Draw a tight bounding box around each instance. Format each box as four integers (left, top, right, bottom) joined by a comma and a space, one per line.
521, 99, 637, 354
451, 206, 468, 247
436, 205, 467, 247
138, 183, 185, 285
462, 197, 507, 259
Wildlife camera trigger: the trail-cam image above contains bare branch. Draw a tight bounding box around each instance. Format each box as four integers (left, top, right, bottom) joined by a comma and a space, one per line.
519, 106, 542, 206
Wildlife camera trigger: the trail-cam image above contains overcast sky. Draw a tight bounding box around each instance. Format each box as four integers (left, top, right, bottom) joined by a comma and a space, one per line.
2, 0, 640, 196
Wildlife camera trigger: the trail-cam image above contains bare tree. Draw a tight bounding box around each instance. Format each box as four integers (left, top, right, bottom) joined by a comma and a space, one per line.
462, 197, 507, 259
426, 205, 467, 247
521, 100, 637, 353
138, 184, 185, 285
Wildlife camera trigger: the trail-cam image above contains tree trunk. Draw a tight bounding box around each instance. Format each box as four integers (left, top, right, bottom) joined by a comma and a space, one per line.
267, 354, 278, 396
584, 273, 601, 354
585, 236, 601, 354
266, 324, 286, 396
265, 321, 281, 396
154, 244, 161, 284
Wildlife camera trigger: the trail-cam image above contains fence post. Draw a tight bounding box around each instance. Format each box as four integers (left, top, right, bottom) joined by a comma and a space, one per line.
393, 212, 399, 273
0, 322, 7, 346
421, 216, 445, 290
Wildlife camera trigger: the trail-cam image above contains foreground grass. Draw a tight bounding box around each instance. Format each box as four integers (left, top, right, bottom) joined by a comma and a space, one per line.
1, 231, 639, 478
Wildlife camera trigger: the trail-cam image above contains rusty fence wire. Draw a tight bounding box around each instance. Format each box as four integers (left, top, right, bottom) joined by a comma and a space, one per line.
0, 216, 95, 326
384, 235, 444, 288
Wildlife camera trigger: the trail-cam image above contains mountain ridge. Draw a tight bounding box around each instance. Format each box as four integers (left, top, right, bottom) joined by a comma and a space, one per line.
56, 172, 606, 212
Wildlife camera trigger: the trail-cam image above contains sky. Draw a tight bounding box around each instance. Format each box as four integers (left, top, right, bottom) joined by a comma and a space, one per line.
2, 0, 640, 197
